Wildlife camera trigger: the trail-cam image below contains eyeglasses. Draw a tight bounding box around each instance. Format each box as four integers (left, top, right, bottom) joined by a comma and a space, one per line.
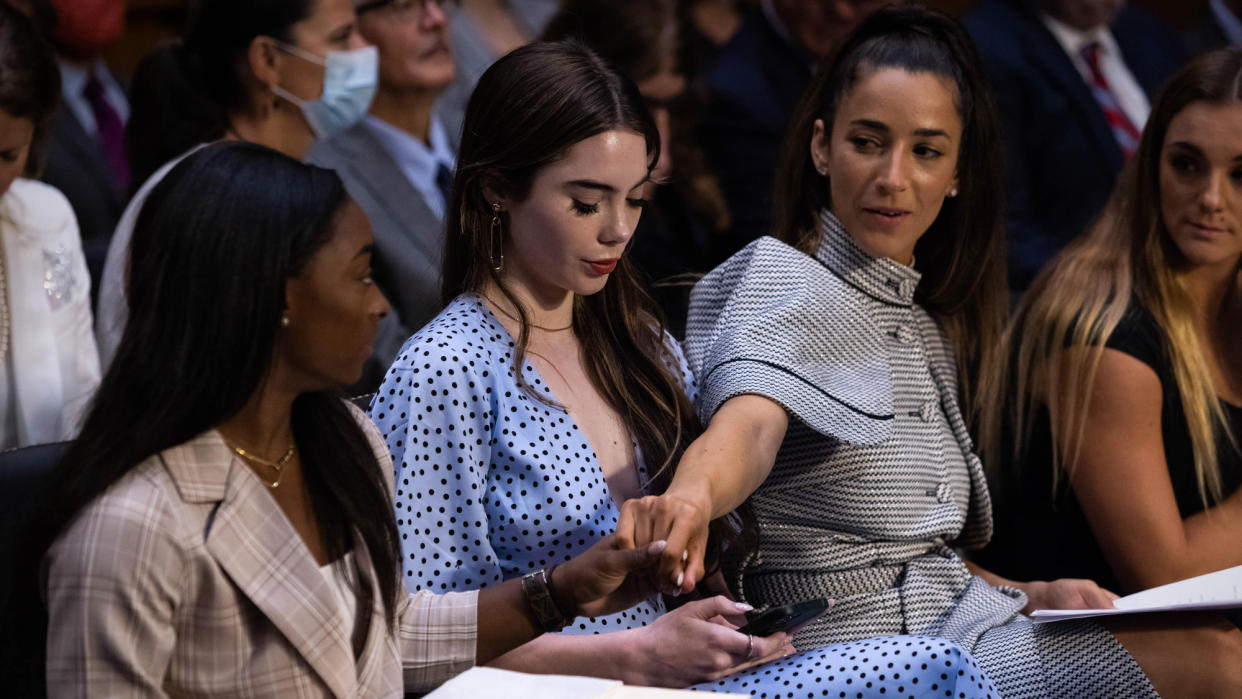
356, 0, 461, 21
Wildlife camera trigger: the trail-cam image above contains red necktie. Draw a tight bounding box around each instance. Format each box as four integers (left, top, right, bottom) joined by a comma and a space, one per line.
83, 73, 130, 192
1081, 42, 1141, 159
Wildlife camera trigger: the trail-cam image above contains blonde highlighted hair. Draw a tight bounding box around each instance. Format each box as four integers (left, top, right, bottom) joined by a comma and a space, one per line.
981, 48, 1242, 506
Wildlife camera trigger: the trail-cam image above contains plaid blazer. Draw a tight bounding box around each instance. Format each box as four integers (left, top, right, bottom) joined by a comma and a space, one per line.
43, 404, 477, 697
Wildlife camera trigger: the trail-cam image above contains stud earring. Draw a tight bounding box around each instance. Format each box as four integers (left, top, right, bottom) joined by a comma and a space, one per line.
948, 188, 959, 198
280, 315, 290, 327
490, 202, 505, 273
817, 166, 828, 176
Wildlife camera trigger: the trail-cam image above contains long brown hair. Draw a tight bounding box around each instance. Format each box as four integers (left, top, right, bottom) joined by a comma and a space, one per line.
771, 5, 1008, 418
982, 49, 1242, 505
442, 41, 748, 562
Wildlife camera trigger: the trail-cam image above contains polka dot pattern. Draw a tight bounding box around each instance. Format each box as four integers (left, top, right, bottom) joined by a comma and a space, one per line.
371, 295, 675, 632
691, 636, 998, 699
371, 295, 1001, 697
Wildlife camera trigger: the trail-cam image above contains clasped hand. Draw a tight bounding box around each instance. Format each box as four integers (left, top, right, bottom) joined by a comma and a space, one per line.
615, 491, 713, 596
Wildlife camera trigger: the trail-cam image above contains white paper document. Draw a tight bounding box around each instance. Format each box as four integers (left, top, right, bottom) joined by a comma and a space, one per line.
425, 666, 747, 698
1029, 565, 1242, 623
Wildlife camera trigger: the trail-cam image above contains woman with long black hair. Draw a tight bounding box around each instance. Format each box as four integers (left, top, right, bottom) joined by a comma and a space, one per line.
13, 141, 666, 697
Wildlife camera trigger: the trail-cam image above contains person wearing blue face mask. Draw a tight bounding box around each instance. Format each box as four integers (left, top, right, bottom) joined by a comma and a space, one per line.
94, 0, 379, 369
268, 39, 379, 140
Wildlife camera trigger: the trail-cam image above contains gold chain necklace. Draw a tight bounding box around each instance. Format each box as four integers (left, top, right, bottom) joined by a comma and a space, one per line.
485, 296, 574, 332
227, 441, 296, 489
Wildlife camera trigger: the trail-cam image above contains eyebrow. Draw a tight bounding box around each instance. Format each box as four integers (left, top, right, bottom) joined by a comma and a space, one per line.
850, 119, 952, 139
564, 176, 650, 194
353, 244, 374, 259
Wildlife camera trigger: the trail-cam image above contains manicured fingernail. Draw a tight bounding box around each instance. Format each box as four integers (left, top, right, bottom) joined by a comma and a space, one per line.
676, 572, 684, 587
734, 602, 754, 612
682, 550, 689, 562
650, 540, 668, 553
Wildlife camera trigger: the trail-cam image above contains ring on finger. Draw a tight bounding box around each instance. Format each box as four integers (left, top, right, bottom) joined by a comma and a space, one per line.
746, 633, 754, 658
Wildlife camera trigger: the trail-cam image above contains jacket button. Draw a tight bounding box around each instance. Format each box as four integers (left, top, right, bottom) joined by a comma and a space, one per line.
936, 482, 953, 503
920, 401, 937, 422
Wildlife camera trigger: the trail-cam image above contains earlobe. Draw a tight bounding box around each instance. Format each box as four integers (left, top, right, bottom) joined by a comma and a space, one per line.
810, 118, 830, 176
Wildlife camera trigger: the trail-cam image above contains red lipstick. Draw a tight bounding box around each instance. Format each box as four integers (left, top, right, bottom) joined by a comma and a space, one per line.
587, 259, 619, 275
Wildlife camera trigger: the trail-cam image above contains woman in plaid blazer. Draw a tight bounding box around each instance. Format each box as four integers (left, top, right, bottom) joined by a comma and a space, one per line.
17, 142, 665, 698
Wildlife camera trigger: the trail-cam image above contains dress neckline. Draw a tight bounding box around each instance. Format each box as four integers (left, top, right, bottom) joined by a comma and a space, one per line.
465, 294, 650, 500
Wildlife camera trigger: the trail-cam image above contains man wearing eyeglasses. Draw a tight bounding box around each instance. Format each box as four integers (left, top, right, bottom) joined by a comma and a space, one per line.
309, 0, 460, 390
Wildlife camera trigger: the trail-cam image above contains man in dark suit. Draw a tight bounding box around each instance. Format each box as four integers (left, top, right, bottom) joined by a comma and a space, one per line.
1184, 0, 1241, 55
308, 0, 458, 389
698, 0, 887, 265
964, 0, 1184, 291
40, 0, 130, 301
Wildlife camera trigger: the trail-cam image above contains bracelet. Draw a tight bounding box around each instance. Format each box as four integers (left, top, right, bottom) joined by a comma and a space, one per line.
521, 568, 571, 632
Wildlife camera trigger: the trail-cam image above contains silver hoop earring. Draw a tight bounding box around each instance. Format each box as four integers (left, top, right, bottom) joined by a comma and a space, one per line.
490, 202, 505, 273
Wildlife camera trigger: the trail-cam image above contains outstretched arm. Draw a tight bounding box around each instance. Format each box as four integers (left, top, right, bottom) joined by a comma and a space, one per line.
616, 394, 789, 594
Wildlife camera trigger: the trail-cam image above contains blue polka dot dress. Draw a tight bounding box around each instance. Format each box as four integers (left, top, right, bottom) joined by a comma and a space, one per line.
370, 294, 998, 698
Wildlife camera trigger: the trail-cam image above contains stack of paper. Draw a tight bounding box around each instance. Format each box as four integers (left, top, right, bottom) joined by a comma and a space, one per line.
1030, 564, 1242, 623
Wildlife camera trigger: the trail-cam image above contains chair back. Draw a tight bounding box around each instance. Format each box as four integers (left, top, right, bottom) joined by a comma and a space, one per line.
0, 441, 68, 699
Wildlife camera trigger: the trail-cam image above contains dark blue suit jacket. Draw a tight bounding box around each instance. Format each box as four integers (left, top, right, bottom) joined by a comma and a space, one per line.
964, 0, 1184, 290
698, 9, 814, 266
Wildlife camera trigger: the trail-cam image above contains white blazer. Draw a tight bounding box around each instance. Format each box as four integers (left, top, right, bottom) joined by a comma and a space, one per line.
1, 178, 100, 447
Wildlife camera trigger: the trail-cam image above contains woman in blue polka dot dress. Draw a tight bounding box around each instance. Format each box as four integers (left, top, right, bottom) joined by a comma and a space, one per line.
368, 40, 997, 698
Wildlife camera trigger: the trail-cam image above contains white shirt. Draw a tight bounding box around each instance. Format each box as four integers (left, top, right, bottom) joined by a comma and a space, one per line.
96, 145, 207, 370
1210, 0, 1242, 46
362, 115, 456, 222
319, 553, 358, 642
58, 59, 129, 138
1041, 14, 1150, 130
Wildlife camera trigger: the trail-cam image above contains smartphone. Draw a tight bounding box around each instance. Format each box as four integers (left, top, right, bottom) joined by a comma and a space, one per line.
737, 598, 833, 636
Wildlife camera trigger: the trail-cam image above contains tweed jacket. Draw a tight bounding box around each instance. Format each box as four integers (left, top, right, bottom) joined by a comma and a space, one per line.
685, 211, 1022, 652
43, 404, 477, 698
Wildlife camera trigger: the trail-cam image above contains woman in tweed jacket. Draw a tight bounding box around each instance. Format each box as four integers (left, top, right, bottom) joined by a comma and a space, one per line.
617, 7, 1242, 697
14, 143, 668, 698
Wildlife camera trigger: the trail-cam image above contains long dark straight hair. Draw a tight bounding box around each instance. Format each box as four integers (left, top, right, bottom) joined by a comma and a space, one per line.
443, 41, 750, 562
771, 5, 1008, 417
11, 143, 403, 654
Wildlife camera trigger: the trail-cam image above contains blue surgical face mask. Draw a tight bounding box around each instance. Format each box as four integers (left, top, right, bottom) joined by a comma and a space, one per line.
271, 42, 378, 139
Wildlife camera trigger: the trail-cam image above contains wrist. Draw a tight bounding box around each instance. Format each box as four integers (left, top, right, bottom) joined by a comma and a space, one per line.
608, 627, 648, 685
520, 568, 571, 632
1015, 580, 1044, 606
545, 563, 578, 620
668, 478, 713, 518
